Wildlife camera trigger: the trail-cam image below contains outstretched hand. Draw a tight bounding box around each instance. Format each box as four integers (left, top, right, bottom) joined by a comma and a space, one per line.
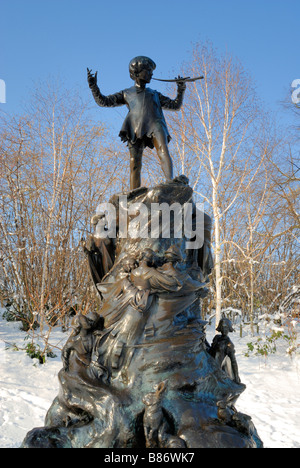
87, 68, 98, 87
175, 75, 187, 90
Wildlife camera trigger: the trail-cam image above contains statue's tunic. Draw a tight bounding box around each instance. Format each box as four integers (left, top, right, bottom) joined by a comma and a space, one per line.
89, 84, 185, 148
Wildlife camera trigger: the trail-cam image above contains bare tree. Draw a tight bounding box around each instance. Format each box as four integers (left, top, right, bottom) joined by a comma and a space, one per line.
168, 42, 278, 326
0, 82, 127, 335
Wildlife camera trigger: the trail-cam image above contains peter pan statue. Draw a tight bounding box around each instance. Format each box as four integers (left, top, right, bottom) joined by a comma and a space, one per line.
87, 56, 186, 190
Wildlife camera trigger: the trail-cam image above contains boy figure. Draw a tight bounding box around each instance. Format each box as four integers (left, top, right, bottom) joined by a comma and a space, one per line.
87, 56, 186, 190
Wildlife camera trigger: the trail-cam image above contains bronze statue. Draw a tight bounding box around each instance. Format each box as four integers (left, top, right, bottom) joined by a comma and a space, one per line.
87, 56, 186, 190
61, 312, 105, 373
21, 57, 263, 450
209, 317, 241, 384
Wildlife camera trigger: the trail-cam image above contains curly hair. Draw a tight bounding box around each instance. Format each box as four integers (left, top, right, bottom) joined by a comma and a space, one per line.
129, 56, 156, 80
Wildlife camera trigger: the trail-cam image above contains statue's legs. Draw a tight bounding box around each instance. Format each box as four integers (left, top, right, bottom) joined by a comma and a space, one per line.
128, 132, 173, 189
152, 132, 173, 182
129, 140, 145, 190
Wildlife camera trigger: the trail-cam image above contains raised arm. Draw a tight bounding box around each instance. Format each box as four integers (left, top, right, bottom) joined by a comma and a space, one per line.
87, 68, 125, 108
158, 77, 186, 111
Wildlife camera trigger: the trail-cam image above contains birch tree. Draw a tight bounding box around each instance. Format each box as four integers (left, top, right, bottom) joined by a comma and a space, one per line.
168, 42, 278, 327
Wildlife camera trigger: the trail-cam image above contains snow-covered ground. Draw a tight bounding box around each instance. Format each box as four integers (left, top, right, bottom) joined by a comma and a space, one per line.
0, 310, 299, 448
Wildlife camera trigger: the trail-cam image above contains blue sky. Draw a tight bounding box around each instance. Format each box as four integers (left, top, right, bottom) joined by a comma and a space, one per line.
1, 0, 299, 132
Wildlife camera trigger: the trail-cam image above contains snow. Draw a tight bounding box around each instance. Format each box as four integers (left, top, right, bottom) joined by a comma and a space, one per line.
0, 312, 68, 449
0, 309, 299, 449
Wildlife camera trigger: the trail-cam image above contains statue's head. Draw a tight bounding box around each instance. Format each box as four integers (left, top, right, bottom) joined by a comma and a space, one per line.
70, 313, 104, 335
122, 256, 137, 273
70, 313, 90, 335
216, 317, 234, 334
129, 56, 156, 82
164, 244, 183, 263
140, 248, 155, 265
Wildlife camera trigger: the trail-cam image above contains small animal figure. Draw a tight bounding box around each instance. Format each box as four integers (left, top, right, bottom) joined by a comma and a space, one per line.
142, 380, 168, 448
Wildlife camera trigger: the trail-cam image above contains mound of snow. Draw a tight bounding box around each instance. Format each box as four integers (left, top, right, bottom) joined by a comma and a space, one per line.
0, 311, 299, 448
